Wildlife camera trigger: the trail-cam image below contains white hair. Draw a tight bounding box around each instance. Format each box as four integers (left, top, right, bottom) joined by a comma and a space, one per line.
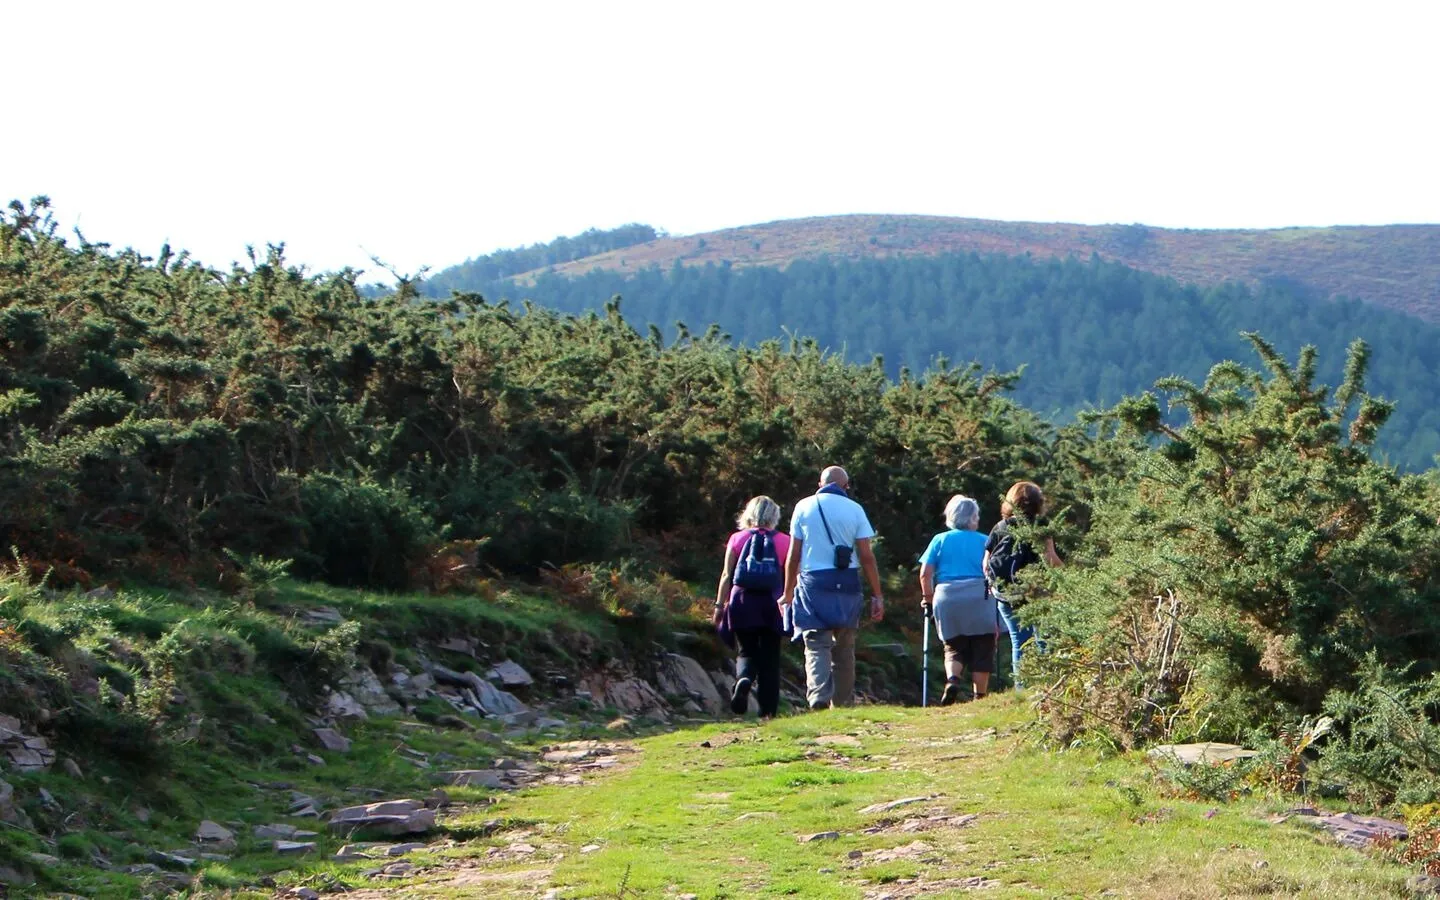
737, 496, 782, 530
944, 495, 980, 531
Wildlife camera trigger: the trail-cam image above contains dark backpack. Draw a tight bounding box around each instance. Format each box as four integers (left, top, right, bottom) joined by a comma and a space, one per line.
985, 519, 1039, 587
734, 529, 782, 591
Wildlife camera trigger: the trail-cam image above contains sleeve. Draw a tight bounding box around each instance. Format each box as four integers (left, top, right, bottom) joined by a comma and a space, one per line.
774, 532, 791, 561
854, 506, 876, 541
726, 531, 746, 555
919, 534, 942, 566
790, 502, 806, 541
984, 523, 1002, 554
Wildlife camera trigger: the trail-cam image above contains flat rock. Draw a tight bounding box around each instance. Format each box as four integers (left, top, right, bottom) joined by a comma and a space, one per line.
443, 769, 506, 789
147, 850, 197, 869
387, 841, 427, 856
194, 820, 235, 844
1148, 742, 1259, 765
859, 796, 933, 814
1407, 874, 1440, 894
301, 606, 345, 625
799, 831, 840, 842
335, 842, 390, 860
330, 799, 435, 836
6, 747, 52, 771
435, 637, 476, 656
815, 734, 862, 748
313, 727, 352, 753
488, 660, 535, 688
253, 823, 298, 839
1309, 811, 1408, 849
274, 840, 316, 854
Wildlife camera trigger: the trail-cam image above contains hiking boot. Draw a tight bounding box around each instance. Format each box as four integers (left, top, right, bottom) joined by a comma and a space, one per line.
730, 677, 753, 715
939, 678, 962, 706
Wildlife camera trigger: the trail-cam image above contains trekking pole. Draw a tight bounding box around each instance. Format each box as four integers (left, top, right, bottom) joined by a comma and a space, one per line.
921, 605, 931, 707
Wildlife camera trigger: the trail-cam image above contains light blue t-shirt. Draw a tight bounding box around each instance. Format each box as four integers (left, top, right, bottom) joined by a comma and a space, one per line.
919, 529, 987, 582
790, 492, 876, 573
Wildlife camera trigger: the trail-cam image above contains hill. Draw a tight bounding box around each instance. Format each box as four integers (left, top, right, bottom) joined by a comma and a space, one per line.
473, 252, 1440, 471
511, 214, 1440, 323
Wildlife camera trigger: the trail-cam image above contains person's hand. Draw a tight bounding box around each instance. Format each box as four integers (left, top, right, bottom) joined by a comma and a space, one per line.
779, 590, 793, 609
870, 594, 885, 622
920, 599, 932, 618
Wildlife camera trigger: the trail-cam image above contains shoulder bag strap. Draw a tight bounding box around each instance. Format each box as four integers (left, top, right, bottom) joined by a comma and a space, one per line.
815, 497, 838, 546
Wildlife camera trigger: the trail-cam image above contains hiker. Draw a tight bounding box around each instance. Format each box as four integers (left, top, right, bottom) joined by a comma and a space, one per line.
780, 466, 885, 709
984, 480, 1063, 689
714, 495, 790, 717
919, 495, 994, 704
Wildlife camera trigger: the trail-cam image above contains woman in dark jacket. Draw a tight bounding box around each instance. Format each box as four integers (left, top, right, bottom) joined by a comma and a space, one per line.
984, 481, 1062, 690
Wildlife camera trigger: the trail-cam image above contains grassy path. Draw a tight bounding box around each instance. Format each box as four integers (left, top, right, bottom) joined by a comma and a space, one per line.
299, 698, 1411, 899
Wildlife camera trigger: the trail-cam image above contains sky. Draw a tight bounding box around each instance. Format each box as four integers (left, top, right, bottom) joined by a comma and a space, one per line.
6, 1, 1439, 277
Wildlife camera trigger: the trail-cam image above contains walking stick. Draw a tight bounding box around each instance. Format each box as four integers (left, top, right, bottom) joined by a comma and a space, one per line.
921, 606, 931, 707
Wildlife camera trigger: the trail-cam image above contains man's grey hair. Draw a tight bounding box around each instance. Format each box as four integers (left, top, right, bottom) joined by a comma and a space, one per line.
820, 465, 849, 487
944, 495, 981, 531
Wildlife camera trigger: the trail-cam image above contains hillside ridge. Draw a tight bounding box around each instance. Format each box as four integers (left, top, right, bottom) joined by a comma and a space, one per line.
524, 213, 1440, 322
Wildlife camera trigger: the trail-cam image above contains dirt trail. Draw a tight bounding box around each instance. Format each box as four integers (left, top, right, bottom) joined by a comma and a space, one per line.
290, 740, 638, 900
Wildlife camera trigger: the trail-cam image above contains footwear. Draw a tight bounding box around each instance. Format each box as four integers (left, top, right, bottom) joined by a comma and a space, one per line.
939, 678, 962, 706
730, 677, 753, 715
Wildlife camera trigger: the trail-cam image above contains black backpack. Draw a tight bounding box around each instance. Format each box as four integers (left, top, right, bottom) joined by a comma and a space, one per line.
985, 518, 1039, 586
734, 529, 782, 591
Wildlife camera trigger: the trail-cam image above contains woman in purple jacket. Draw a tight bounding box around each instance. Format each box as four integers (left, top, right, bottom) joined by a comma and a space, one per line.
715, 496, 791, 718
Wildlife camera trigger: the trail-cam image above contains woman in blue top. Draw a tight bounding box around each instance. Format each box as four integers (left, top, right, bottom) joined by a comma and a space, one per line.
918, 495, 995, 705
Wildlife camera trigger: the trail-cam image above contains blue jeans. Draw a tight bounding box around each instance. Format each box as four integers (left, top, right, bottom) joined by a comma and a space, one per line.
997, 600, 1036, 689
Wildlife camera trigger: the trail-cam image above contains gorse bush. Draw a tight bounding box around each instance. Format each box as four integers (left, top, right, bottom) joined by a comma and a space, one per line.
1028, 336, 1440, 748
0, 197, 1061, 589
1316, 657, 1440, 806
296, 473, 437, 589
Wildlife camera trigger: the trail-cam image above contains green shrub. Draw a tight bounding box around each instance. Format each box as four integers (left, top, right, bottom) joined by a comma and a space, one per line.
1316, 657, 1440, 806
296, 473, 438, 589
1030, 337, 1440, 747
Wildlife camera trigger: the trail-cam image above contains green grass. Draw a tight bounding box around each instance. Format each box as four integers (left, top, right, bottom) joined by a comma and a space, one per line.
318, 699, 1412, 899
0, 574, 1421, 897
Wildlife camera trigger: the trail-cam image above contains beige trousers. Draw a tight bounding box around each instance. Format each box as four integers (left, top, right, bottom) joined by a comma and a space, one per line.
802, 627, 857, 708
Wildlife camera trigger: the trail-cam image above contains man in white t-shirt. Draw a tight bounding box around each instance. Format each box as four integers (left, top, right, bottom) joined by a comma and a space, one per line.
780, 465, 885, 708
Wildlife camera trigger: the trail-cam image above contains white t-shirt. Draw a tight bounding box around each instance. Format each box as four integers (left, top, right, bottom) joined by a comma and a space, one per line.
789, 492, 876, 573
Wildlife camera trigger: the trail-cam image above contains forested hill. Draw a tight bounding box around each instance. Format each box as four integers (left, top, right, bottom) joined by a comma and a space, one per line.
470, 215, 1440, 323
465, 252, 1440, 471
421, 223, 658, 295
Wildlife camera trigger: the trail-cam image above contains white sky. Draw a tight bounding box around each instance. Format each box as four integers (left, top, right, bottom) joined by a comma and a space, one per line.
6, 1, 1438, 276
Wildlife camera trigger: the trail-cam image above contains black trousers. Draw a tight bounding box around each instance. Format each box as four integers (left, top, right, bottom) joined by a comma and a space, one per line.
734, 627, 782, 717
